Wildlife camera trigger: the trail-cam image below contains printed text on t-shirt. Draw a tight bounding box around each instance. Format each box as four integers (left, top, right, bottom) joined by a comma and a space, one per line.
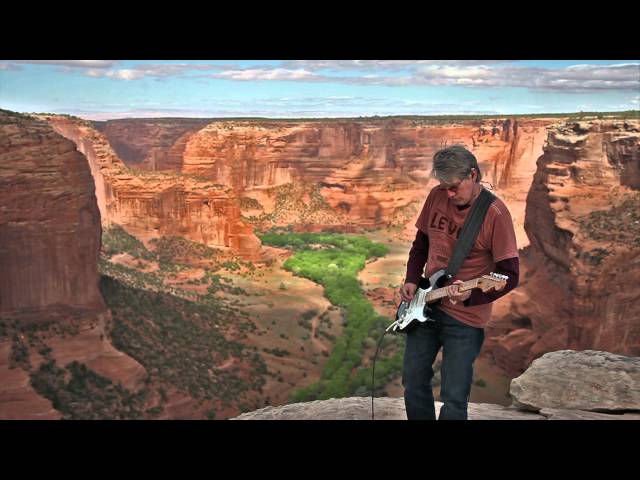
429, 210, 461, 239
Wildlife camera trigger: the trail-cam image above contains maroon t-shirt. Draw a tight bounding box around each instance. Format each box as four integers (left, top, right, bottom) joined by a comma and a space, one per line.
409, 186, 519, 328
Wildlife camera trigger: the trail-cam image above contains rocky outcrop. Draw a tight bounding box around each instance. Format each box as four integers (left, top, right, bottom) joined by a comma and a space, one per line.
46, 115, 124, 227
0, 110, 147, 419
94, 118, 212, 171
95, 118, 551, 234
510, 350, 640, 412
0, 340, 62, 419
0, 111, 105, 324
233, 350, 640, 420
486, 120, 640, 376
231, 397, 544, 420
44, 115, 552, 255
46, 115, 261, 259
180, 119, 551, 232
232, 396, 640, 420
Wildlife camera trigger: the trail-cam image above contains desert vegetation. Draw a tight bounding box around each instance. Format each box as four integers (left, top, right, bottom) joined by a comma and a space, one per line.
102, 224, 156, 261
100, 276, 266, 407
578, 192, 640, 248
100, 226, 248, 297
30, 359, 147, 420
97, 225, 266, 415
258, 232, 404, 401
242, 182, 340, 227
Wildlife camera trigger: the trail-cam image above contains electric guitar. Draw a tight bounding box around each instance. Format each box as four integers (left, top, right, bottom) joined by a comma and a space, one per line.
387, 270, 508, 333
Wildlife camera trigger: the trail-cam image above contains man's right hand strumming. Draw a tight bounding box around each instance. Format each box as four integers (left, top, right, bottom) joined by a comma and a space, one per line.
399, 283, 418, 302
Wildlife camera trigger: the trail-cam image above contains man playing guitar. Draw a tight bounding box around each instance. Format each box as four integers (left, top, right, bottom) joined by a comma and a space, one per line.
399, 145, 519, 420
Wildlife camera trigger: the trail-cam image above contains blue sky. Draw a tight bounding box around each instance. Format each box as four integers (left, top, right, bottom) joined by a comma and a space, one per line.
0, 60, 638, 119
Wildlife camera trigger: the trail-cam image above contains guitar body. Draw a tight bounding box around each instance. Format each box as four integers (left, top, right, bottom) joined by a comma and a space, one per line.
387, 270, 508, 334
392, 269, 447, 333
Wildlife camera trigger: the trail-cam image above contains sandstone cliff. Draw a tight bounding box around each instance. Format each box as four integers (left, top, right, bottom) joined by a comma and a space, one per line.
486, 120, 640, 376
98, 117, 552, 240
182, 118, 552, 234
93, 118, 212, 171
0, 111, 105, 323
46, 116, 261, 259
0, 110, 146, 419
47, 115, 553, 259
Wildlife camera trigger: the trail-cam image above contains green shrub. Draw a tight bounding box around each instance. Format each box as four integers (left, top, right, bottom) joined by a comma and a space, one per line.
99, 275, 266, 404
221, 260, 241, 271
30, 359, 146, 420
260, 232, 397, 402
150, 236, 221, 264
102, 225, 155, 261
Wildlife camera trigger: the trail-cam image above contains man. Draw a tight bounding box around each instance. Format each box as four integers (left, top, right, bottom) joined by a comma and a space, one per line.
399, 145, 519, 420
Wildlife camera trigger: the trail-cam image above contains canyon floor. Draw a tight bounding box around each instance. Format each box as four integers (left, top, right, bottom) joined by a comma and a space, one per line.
97, 218, 517, 417
97, 227, 352, 416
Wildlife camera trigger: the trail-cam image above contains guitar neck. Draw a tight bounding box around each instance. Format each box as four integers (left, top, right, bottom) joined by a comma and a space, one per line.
426, 278, 480, 302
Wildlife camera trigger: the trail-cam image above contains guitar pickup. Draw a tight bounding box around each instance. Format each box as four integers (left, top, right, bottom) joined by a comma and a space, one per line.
422, 304, 435, 322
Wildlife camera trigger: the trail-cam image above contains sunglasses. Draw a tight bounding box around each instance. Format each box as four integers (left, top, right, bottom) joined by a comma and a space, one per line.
439, 177, 469, 193
438, 170, 475, 193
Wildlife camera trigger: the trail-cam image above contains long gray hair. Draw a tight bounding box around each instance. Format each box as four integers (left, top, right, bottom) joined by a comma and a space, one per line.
431, 145, 482, 183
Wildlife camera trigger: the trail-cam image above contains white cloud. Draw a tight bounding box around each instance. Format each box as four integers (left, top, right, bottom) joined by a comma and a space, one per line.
213, 68, 322, 82
108, 69, 147, 81
0, 62, 21, 71
281, 60, 509, 71
80, 62, 234, 80
6, 60, 638, 93
12, 60, 118, 68
84, 68, 145, 80
207, 61, 640, 92
84, 69, 104, 77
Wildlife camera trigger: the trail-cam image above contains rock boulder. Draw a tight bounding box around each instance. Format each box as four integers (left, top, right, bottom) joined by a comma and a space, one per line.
510, 350, 640, 412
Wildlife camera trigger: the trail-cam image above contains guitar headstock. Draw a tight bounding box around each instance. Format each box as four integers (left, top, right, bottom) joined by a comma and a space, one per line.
477, 272, 508, 292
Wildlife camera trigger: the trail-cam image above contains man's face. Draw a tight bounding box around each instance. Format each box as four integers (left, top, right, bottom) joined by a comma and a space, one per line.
438, 170, 476, 206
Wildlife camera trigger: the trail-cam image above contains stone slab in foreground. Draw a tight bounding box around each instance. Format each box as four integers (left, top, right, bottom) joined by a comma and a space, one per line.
510, 350, 640, 412
231, 397, 544, 420
233, 350, 640, 420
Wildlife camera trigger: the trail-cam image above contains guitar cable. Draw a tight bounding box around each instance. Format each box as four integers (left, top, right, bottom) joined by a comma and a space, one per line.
371, 281, 409, 420
371, 327, 391, 421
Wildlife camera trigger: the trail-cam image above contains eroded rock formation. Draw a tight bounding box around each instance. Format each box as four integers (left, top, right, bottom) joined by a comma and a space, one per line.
486, 120, 640, 376
0, 111, 105, 323
0, 111, 146, 419
93, 118, 212, 171
46, 115, 552, 259
231, 396, 544, 420
97, 118, 552, 237
182, 119, 552, 232
510, 350, 640, 412
231, 394, 640, 420
46, 115, 261, 260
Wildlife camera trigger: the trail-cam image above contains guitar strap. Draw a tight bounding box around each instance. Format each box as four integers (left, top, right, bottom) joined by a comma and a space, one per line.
444, 187, 496, 281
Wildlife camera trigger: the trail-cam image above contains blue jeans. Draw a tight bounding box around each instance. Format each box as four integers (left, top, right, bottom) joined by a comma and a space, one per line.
402, 306, 485, 420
